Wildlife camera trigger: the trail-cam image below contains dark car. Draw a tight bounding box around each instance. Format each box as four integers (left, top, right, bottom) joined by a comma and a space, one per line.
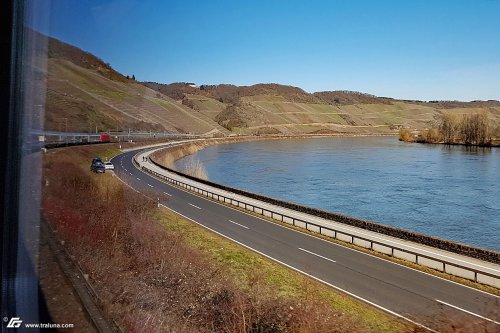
91, 162, 106, 173
91, 157, 105, 173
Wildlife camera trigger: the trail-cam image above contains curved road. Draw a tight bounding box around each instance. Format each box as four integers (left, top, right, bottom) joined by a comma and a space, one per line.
112, 148, 500, 332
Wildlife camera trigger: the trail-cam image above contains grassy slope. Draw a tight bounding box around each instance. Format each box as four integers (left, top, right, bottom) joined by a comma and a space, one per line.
46, 59, 228, 134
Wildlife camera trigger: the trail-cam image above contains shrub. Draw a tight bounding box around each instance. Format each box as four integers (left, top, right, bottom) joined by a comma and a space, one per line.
398, 128, 414, 142
425, 128, 442, 143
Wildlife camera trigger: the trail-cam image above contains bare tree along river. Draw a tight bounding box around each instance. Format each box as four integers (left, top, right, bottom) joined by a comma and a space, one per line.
176, 137, 500, 251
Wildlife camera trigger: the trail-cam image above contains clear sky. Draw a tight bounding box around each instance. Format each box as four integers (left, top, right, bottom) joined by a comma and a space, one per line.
37, 0, 500, 101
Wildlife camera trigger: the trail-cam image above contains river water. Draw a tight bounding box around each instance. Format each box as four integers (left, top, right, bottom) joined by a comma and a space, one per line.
175, 137, 500, 251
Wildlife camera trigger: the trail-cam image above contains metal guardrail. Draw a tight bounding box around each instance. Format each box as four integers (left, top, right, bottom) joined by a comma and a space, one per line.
135, 157, 500, 288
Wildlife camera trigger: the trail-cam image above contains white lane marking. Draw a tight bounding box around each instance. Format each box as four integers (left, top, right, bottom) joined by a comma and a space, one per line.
299, 248, 336, 263
124, 168, 127, 172
189, 203, 202, 210
163, 192, 172, 197
136, 177, 141, 181
148, 184, 154, 188
129, 172, 133, 176
436, 299, 500, 325
228, 220, 249, 229
157, 203, 437, 333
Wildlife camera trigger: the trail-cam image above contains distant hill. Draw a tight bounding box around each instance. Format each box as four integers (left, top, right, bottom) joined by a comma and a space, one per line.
143, 82, 500, 135
313, 91, 392, 105
143, 82, 321, 104
40, 31, 500, 136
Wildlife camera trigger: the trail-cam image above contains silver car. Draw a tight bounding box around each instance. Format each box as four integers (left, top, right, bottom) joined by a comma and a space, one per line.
104, 162, 114, 170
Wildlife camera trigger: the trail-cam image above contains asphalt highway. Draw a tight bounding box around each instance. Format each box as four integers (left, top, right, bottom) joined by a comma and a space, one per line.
111, 149, 500, 332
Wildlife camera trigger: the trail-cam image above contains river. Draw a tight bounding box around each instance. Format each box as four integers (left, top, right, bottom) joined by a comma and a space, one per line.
175, 137, 500, 251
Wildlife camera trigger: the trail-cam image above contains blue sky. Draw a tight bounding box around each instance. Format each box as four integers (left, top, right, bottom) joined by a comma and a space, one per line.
37, 0, 500, 101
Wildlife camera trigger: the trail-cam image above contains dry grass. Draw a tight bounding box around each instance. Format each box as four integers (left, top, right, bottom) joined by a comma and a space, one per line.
153, 141, 210, 168
181, 158, 208, 180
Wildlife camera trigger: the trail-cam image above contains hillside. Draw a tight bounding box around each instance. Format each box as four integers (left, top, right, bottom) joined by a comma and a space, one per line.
38, 33, 228, 134
41, 31, 500, 135
145, 82, 500, 135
